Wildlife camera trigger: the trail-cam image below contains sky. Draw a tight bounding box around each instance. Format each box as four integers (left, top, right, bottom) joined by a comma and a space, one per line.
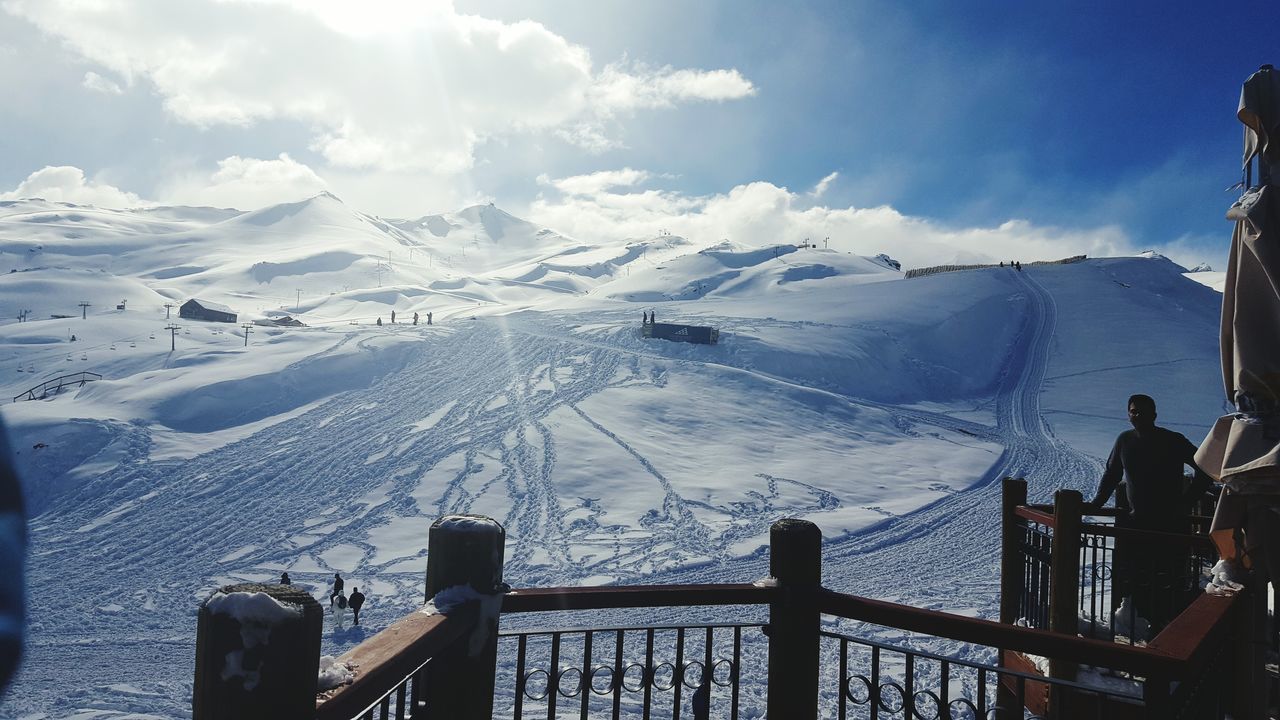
1, 0, 1276, 269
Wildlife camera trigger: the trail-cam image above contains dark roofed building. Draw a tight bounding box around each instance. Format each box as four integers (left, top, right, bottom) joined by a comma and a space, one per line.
180, 298, 237, 324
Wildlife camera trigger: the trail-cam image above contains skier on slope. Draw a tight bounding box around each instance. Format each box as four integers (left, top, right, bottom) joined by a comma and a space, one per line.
349, 587, 366, 625
330, 572, 344, 606
413, 312, 419, 326
391, 310, 396, 324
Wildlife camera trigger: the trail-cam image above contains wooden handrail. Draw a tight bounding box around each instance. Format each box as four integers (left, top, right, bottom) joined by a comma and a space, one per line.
816, 588, 1240, 679
500, 583, 774, 613
1080, 522, 1217, 549
1145, 591, 1238, 672
1014, 505, 1056, 527
315, 602, 478, 720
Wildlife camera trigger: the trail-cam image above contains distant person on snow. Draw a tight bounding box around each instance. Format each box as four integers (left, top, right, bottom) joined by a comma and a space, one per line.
280, 572, 291, 585
413, 312, 419, 325
999, 262, 1004, 268
1086, 394, 1214, 629
427, 312, 432, 325
330, 572, 344, 606
376, 317, 382, 326
333, 590, 348, 628
349, 587, 365, 625
390, 310, 396, 324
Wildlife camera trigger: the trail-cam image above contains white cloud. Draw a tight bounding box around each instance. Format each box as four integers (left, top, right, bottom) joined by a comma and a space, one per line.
0, 166, 144, 207
82, 71, 123, 95
590, 60, 755, 114
809, 171, 838, 198
4, 0, 754, 171
538, 167, 651, 196
530, 171, 1138, 269
159, 153, 328, 210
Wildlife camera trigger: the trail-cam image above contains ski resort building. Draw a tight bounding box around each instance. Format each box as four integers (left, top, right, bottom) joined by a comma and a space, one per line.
179, 298, 238, 323
641, 314, 719, 344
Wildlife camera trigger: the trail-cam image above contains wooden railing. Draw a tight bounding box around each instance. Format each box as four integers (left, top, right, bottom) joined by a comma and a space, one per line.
12, 371, 101, 402
190, 495, 1254, 719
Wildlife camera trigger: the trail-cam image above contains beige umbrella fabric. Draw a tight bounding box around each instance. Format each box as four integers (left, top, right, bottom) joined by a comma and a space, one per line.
1196, 65, 1280, 574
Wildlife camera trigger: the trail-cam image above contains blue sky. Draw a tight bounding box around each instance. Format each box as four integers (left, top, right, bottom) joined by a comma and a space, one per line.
1, 0, 1275, 268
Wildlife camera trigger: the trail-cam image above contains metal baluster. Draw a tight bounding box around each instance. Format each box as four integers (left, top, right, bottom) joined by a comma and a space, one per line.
581, 630, 593, 720
673, 627, 685, 719
976, 667, 987, 718
515, 634, 527, 719
396, 682, 407, 719
702, 627, 713, 720
904, 652, 915, 719
939, 659, 949, 719
410, 663, 423, 718
870, 645, 880, 720
731, 627, 741, 720
548, 633, 561, 720
643, 628, 655, 720
838, 637, 848, 720
612, 630, 624, 720
380, 695, 390, 720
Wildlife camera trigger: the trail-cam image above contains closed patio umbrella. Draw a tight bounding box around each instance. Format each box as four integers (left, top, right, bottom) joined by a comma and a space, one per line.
1195, 64, 1280, 580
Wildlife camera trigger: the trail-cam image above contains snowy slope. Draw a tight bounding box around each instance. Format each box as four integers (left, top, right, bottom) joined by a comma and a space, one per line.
0, 196, 1224, 717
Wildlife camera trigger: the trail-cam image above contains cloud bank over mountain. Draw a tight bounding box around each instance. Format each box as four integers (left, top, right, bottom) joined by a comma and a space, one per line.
4, 0, 754, 172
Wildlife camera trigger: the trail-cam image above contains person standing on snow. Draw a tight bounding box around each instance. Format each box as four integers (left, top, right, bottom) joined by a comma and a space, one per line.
413, 312, 419, 325
376, 317, 382, 326
333, 590, 348, 629
280, 572, 291, 585
390, 310, 396, 324
427, 312, 432, 325
349, 587, 366, 625
330, 572, 344, 606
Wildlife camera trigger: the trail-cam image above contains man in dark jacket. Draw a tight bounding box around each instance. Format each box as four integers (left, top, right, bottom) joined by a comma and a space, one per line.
1087, 394, 1214, 529
349, 587, 366, 625
1086, 394, 1214, 630
330, 573, 344, 606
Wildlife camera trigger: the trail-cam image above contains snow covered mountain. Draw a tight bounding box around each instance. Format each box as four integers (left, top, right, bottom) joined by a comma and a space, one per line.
0, 194, 1224, 716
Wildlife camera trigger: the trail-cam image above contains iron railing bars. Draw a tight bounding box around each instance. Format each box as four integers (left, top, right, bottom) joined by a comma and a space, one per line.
821, 628, 1140, 716
500, 622, 756, 720
500, 583, 775, 614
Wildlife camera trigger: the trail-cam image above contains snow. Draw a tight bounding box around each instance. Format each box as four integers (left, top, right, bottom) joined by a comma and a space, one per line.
204, 591, 301, 626
0, 195, 1229, 716
316, 656, 354, 692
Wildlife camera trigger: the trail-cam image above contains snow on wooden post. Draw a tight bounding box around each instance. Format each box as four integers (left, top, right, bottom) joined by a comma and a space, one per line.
766, 518, 821, 719
1048, 489, 1082, 689
192, 583, 323, 720
423, 514, 506, 720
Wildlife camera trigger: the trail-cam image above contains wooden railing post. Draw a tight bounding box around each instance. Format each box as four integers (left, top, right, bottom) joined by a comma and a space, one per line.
1048, 489, 1082, 716
766, 518, 821, 719
192, 583, 322, 720
423, 514, 506, 720
997, 477, 1028, 718
1232, 581, 1266, 719
999, 477, 1028, 625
